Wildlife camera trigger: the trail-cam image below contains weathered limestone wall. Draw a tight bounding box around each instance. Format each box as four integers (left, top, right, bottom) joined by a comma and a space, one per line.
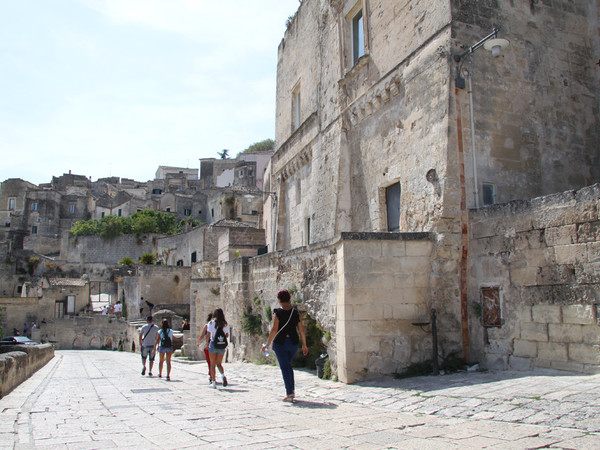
469, 184, 600, 373
39, 316, 130, 351
452, 0, 600, 205
119, 265, 191, 319
60, 233, 156, 265
0, 344, 54, 398
220, 232, 434, 383
336, 234, 434, 383
190, 278, 222, 360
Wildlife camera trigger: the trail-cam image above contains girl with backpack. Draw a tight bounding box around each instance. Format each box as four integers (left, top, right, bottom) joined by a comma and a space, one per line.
154, 318, 174, 381
207, 308, 229, 389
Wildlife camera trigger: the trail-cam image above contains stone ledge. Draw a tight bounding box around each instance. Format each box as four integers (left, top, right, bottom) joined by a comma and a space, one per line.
0, 344, 54, 398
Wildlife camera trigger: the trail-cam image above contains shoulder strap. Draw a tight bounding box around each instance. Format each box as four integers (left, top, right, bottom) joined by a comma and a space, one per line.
143, 324, 153, 341
274, 308, 296, 341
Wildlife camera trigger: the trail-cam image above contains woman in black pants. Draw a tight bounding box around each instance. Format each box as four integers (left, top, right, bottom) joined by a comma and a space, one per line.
262, 290, 308, 402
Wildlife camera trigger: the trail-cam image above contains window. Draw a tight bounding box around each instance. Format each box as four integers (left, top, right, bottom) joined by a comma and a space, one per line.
5, 222, 10, 227
31, 226, 37, 234
305, 217, 311, 245
296, 177, 302, 206
152, 189, 162, 195
191, 251, 197, 263
55, 301, 65, 319
482, 183, 496, 206
67, 296, 75, 314
292, 83, 301, 131
118, 209, 122, 217
176, 260, 184, 267
184, 209, 191, 216
8, 198, 15, 210
31, 202, 38, 211
352, 8, 365, 64
166, 207, 171, 212
211, 208, 214, 218
386, 182, 401, 232
101, 212, 105, 218
69, 204, 76, 214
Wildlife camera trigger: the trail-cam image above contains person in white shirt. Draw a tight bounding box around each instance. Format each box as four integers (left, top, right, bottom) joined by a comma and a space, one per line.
139, 316, 159, 376
207, 308, 229, 389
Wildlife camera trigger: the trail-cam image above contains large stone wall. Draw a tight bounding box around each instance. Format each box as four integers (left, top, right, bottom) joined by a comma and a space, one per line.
39, 316, 130, 351
468, 184, 600, 373
220, 232, 434, 383
60, 233, 156, 265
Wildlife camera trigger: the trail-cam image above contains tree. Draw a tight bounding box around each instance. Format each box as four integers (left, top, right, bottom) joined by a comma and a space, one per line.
139, 253, 157, 265
240, 139, 274, 154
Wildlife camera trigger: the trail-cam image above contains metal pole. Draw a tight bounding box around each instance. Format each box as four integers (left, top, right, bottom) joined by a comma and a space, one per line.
431, 308, 439, 375
467, 70, 479, 208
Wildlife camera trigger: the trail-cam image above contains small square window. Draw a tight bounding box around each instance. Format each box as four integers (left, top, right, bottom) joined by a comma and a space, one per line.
482, 183, 496, 206
184, 209, 191, 216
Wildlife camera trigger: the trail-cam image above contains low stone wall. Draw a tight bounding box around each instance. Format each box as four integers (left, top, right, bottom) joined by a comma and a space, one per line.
220, 232, 434, 383
469, 184, 600, 373
0, 344, 54, 398
39, 316, 130, 351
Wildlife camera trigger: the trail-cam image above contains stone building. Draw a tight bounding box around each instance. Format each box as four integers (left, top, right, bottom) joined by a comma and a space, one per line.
216, 0, 600, 382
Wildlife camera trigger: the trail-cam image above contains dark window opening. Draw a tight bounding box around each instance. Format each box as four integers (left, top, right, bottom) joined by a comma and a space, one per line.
482, 183, 496, 206
176, 260, 184, 267
191, 251, 197, 263
386, 182, 401, 232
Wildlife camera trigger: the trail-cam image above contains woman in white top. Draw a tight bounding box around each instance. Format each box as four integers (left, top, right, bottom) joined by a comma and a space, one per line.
207, 308, 229, 389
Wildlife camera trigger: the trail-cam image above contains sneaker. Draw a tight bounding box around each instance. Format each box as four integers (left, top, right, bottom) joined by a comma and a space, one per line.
222, 375, 228, 387
210, 381, 217, 389
141, 367, 146, 376
148, 372, 152, 377
208, 377, 212, 384
166, 376, 170, 381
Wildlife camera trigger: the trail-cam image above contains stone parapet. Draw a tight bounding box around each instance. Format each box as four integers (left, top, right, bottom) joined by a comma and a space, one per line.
0, 344, 54, 398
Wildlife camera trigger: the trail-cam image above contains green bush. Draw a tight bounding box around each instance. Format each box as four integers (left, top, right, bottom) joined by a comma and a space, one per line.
241, 307, 263, 336
139, 253, 157, 265
292, 312, 326, 370
118, 257, 135, 266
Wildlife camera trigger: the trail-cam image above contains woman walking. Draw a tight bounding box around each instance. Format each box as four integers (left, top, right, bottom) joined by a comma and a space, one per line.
262, 290, 308, 402
207, 308, 229, 389
197, 312, 213, 383
154, 318, 174, 381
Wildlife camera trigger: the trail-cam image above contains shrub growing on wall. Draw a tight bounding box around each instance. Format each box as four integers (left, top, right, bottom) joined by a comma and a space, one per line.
139, 253, 157, 265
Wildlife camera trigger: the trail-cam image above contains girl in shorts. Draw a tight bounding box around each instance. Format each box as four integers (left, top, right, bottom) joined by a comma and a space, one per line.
207, 308, 229, 389
155, 318, 174, 381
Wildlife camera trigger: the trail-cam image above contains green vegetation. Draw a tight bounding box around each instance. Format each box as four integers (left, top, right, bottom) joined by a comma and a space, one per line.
292, 312, 326, 370
70, 210, 200, 239
241, 307, 263, 336
118, 257, 135, 266
239, 139, 274, 155
27, 256, 41, 275
139, 253, 157, 265
322, 358, 332, 380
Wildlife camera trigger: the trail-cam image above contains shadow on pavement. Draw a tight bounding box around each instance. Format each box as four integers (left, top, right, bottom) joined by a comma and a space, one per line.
355, 368, 592, 393
290, 400, 338, 409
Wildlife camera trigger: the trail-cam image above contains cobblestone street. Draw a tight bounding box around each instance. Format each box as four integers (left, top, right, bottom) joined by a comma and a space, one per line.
1, 350, 599, 449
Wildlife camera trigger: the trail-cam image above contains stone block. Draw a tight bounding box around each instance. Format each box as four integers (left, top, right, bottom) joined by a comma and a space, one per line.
544, 224, 577, 246
405, 241, 433, 257
549, 323, 583, 343
392, 303, 427, 321
554, 243, 587, 265
512, 339, 537, 358
507, 356, 533, 371
517, 304, 533, 322
577, 221, 600, 243
351, 304, 384, 321
351, 336, 381, 353
531, 304, 561, 323
568, 343, 600, 365
551, 360, 585, 373
510, 267, 539, 286
582, 364, 600, 374
588, 242, 600, 262
533, 358, 553, 369
562, 304, 596, 325
537, 342, 568, 361
519, 322, 548, 342
582, 325, 600, 345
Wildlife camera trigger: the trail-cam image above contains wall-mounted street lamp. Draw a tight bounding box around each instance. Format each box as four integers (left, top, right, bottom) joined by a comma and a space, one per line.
453, 28, 510, 89
453, 28, 510, 208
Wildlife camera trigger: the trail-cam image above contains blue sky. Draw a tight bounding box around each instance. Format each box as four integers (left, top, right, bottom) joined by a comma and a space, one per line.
0, 0, 301, 185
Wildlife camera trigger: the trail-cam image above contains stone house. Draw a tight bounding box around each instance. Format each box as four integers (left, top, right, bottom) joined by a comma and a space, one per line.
217, 0, 600, 382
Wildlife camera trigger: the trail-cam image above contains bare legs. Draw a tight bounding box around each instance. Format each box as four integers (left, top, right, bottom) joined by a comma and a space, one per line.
158, 352, 172, 379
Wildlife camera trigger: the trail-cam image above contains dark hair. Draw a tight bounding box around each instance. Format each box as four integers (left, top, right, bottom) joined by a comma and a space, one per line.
277, 290, 291, 303
213, 308, 227, 329
146, 316, 153, 322
161, 318, 170, 332
206, 312, 213, 322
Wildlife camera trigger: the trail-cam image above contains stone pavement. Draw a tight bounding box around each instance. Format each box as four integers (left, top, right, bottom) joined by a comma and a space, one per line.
1, 350, 599, 449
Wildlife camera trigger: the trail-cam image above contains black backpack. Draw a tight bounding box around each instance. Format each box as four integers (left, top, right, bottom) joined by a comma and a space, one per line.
160, 329, 172, 348
214, 326, 228, 349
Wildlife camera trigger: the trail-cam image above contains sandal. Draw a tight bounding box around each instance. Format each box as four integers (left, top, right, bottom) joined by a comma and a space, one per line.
283, 395, 295, 403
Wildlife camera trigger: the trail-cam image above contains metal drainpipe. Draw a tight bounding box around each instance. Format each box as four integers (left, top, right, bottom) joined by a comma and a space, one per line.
466, 69, 479, 208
